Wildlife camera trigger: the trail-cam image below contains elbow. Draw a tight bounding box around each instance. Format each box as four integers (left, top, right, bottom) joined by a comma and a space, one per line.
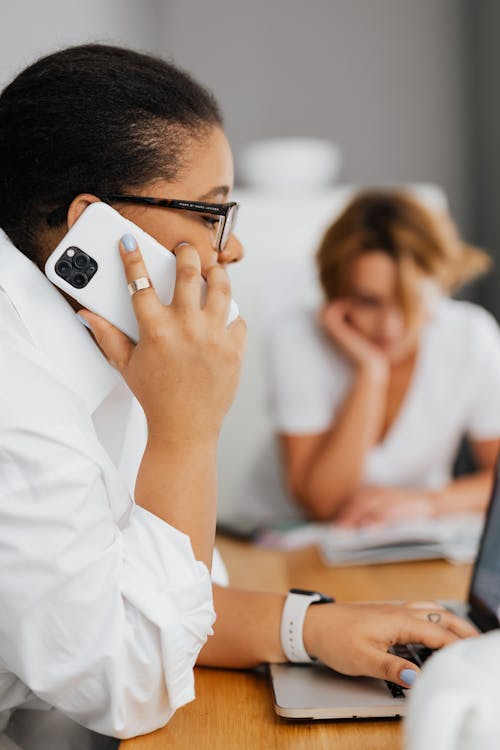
113, 715, 172, 741
302, 495, 337, 522
98, 695, 182, 740
288, 475, 339, 522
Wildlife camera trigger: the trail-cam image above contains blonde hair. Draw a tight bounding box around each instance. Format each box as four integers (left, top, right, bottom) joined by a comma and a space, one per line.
316, 190, 491, 316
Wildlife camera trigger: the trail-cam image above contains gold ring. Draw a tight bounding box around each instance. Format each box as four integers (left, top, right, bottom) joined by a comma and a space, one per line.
128, 277, 152, 296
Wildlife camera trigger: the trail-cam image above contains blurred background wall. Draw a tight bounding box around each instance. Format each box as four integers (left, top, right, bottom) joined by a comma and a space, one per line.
162, 0, 470, 230
0, 0, 498, 314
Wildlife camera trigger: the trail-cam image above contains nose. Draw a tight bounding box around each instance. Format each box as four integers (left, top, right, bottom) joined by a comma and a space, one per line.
380, 307, 404, 339
218, 233, 244, 265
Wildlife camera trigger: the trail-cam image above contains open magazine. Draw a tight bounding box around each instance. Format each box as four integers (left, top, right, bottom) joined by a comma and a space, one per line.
255, 513, 485, 565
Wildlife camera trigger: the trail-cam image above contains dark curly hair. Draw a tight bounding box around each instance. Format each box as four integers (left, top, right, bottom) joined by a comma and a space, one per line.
0, 44, 222, 261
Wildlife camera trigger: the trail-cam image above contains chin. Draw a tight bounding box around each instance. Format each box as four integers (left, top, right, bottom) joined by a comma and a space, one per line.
375, 340, 399, 354
386, 342, 414, 364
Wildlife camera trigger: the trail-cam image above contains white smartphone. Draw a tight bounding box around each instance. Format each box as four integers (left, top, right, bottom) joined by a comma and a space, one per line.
44, 202, 239, 342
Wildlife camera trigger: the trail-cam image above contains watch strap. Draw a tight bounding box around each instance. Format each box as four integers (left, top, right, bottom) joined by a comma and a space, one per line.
280, 589, 334, 663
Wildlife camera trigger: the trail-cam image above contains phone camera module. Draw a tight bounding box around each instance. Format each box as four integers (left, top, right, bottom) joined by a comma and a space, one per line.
55, 260, 72, 278
73, 251, 90, 270
72, 272, 88, 288
53, 247, 98, 289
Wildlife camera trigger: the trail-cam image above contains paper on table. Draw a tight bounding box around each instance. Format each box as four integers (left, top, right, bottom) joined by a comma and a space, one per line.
256, 513, 485, 565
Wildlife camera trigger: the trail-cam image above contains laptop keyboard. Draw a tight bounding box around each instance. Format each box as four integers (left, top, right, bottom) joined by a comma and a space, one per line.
385, 644, 435, 698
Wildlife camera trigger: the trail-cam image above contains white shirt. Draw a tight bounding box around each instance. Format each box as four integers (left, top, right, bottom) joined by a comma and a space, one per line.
0, 231, 218, 740
406, 630, 500, 750
243, 299, 500, 524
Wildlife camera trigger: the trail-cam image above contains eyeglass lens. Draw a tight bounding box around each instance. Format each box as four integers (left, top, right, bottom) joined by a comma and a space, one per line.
220, 205, 238, 251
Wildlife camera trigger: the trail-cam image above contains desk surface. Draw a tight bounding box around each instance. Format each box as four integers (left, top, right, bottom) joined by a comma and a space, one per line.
122, 536, 471, 750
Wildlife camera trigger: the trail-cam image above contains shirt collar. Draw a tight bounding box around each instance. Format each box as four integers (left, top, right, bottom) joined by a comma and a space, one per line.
0, 229, 120, 413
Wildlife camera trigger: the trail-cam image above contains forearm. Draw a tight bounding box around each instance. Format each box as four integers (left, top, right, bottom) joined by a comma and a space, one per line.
135, 436, 218, 568
302, 366, 387, 519
197, 586, 286, 668
432, 469, 495, 515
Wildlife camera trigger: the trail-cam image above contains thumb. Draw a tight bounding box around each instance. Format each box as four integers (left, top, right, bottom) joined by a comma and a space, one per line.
362, 645, 420, 688
77, 309, 134, 372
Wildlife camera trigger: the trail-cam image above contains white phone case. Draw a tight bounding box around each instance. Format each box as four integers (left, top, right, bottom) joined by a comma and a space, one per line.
44, 202, 239, 342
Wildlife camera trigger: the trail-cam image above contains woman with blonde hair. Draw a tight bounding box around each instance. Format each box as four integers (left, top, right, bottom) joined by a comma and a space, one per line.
269, 190, 500, 525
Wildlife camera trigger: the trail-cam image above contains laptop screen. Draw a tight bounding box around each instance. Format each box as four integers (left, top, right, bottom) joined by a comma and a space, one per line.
468, 462, 500, 631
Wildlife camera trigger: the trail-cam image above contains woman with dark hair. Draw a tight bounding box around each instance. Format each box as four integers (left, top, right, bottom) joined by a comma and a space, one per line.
0, 46, 474, 749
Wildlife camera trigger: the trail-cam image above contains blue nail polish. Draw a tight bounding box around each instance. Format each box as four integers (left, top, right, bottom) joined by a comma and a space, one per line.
76, 313, 91, 330
121, 233, 137, 252
400, 668, 417, 686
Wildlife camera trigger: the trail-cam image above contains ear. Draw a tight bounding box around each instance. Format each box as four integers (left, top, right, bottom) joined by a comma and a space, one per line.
66, 194, 102, 229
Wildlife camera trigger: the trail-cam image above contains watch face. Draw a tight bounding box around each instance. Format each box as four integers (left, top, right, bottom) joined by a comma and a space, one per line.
289, 588, 335, 604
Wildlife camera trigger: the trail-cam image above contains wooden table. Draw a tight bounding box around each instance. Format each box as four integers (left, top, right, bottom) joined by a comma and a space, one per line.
122, 536, 471, 750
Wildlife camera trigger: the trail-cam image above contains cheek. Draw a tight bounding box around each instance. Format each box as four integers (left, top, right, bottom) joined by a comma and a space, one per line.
348, 307, 379, 337
122, 208, 183, 253
146, 216, 188, 253
126, 211, 216, 269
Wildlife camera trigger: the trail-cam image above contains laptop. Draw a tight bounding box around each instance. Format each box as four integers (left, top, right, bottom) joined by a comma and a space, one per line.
269, 462, 500, 720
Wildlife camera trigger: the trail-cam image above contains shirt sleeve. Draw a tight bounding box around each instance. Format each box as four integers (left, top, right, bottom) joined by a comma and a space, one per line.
465, 306, 500, 440
0, 340, 215, 739
266, 310, 352, 434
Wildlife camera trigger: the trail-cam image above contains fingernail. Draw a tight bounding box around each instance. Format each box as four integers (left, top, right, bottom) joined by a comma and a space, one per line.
400, 668, 418, 686
174, 241, 190, 249
76, 313, 91, 330
121, 233, 137, 252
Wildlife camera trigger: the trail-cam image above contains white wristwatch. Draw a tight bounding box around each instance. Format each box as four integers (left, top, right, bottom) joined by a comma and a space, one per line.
280, 588, 335, 663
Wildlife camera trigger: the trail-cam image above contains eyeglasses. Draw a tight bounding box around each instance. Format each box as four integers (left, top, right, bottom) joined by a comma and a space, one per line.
100, 194, 239, 253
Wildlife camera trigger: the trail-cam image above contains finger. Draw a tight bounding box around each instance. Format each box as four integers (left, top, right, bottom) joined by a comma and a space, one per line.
394, 617, 460, 650
358, 507, 399, 527
78, 309, 134, 373
325, 298, 349, 314
320, 299, 348, 327
119, 234, 162, 324
226, 315, 247, 349
405, 600, 447, 611
411, 609, 478, 639
361, 645, 421, 688
203, 264, 233, 323
336, 502, 373, 527
334, 500, 360, 525
171, 243, 203, 312
351, 498, 405, 528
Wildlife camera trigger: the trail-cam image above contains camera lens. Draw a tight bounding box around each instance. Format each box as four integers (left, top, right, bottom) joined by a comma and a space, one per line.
55, 260, 72, 278
74, 252, 90, 269
72, 272, 88, 288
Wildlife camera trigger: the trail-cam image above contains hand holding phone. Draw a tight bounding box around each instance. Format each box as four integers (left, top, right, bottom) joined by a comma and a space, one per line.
45, 203, 246, 442
45, 202, 239, 342
83, 236, 247, 442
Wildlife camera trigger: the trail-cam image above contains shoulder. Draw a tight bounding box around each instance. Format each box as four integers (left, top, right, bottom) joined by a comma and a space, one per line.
435, 297, 497, 330
0, 292, 87, 446
270, 307, 325, 347
0, 288, 31, 340
432, 298, 500, 349
268, 307, 350, 375
266, 308, 353, 434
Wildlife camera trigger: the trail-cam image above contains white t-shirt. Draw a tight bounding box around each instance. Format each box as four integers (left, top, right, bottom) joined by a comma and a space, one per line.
271, 297, 500, 486
241, 298, 500, 525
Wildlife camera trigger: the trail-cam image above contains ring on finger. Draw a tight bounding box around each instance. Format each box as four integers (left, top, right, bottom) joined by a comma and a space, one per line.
128, 277, 152, 296
427, 612, 442, 624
